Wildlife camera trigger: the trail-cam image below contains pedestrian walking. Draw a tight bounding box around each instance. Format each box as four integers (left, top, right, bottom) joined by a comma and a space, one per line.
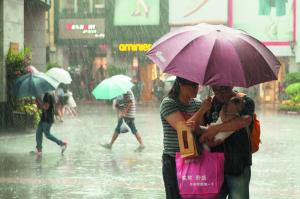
65, 89, 77, 116
200, 86, 255, 199
55, 86, 66, 122
132, 77, 144, 104
153, 76, 165, 102
35, 92, 68, 156
102, 90, 145, 151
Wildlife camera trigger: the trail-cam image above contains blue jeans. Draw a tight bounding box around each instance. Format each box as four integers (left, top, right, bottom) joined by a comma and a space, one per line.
36, 121, 63, 151
219, 166, 251, 199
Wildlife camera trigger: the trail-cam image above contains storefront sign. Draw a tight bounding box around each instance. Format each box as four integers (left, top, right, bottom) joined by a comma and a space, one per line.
9, 42, 19, 54
118, 43, 152, 52
59, 18, 105, 39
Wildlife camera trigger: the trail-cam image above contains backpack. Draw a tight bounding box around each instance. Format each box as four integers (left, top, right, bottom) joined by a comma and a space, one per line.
250, 113, 261, 153
236, 93, 261, 153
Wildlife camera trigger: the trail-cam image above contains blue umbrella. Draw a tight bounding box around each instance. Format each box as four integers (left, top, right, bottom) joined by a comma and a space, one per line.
12, 72, 59, 98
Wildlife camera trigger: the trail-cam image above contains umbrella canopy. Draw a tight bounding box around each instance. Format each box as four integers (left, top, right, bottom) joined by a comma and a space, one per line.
92, 77, 134, 100
12, 72, 59, 98
110, 74, 132, 81
46, 67, 72, 84
146, 23, 281, 88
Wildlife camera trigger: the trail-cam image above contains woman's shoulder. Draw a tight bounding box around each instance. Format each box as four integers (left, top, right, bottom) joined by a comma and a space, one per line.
160, 97, 178, 108
161, 96, 176, 104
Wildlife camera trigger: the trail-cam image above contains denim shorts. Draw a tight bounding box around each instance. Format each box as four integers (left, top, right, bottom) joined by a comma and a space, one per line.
115, 117, 138, 134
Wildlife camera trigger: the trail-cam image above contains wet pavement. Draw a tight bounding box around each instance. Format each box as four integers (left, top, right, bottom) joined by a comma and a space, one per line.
0, 102, 300, 199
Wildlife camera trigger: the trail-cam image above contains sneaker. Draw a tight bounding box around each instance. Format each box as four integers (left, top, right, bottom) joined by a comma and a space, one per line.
101, 143, 112, 149
61, 142, 68, 155
134, 145, 145, 152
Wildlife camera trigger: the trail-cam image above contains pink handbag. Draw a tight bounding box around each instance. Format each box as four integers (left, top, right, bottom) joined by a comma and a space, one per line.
176, 151, 225, 199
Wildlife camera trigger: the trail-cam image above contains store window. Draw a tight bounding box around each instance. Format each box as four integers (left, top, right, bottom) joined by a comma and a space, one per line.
60, 0, 76, 17
94, 0, 105, 15
78, 0, 91, 16
60, 0, 104, 17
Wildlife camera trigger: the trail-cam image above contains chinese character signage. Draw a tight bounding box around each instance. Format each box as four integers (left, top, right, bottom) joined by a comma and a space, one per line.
114, 0, 160, 26
169, 0, 228, 25
232, 0, 294, 43
59, 19, 105, 39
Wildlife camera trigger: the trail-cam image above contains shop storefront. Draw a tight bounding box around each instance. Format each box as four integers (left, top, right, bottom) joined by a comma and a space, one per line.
106, 0, 169, 101
232, 0, 295, 103
109, 42, 156, 101
0, 0, 50, 127
54, 0, 108, 99
168, 0, 296, 103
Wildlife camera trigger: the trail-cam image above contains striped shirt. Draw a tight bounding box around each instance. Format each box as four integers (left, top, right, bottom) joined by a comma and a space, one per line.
160, 97, 202, 157
121, 90, 136, 118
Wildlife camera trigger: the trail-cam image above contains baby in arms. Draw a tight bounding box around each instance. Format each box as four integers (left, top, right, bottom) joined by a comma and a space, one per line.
201, 96, 245, 150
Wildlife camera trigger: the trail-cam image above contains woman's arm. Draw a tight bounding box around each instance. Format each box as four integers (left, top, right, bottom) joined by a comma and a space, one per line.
164, 111, 187, 130
43, 102, 50, 111
188, 97, 211, 126
165, 98, 211, 130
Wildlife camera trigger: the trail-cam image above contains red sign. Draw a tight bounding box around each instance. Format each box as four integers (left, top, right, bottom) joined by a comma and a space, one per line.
59, 18, 105, 39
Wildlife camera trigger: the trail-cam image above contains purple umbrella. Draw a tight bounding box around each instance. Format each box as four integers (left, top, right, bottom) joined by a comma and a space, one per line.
146, 23, 281, 88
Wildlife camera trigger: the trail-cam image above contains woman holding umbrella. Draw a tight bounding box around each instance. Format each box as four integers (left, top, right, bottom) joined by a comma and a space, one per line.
35, 92, 67, 156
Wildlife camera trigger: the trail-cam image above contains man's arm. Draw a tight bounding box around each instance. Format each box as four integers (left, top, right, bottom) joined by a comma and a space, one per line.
35, 97, 43, 109
201, 95, 255, 144
122, 100, 132, 116
200, 115, 252, 143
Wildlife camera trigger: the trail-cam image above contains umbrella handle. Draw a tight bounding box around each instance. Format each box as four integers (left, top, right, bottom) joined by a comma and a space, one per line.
208, 87, 212, 97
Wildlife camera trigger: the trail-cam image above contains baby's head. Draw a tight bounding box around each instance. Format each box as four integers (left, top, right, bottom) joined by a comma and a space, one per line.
225, 96, 245, 116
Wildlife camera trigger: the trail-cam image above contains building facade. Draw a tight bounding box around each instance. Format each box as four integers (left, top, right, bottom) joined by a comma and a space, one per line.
0, 0, 50, 127
50, 0, 107, 99
49, 0, 169, 101
48, 0, 300, 103
105, 0, 169, 101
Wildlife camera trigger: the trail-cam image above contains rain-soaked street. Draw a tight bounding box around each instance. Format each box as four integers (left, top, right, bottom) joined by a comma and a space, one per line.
0, 102, 300, 199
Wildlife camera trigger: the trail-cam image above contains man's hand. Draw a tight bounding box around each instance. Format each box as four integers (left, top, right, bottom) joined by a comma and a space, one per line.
119, 111, 126, 118
200, 125, 219, 143
200, 96, 212, 113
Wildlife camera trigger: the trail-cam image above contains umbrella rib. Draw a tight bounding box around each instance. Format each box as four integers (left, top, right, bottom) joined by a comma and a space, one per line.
224, 38, 247, 86
241, 35, 279, 79
149, 29, 213, 70
230, 36, 278, 85
151, 26, 207, 48
202, 38, 218, 85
